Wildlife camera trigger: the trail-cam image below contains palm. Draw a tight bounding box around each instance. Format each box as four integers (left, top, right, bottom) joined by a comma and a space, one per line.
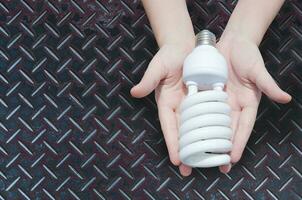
216, 37, 290, 172
154, 45, 193, 176
216, 39, 262, 169
154, 45, 186, 111
132, 44, 194, 176
155, 75, 185, 119
226, 64, 261, 138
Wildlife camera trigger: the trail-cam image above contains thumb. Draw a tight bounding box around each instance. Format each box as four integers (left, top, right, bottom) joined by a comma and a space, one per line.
131, 53, 165, 98
253, 63, 291, 104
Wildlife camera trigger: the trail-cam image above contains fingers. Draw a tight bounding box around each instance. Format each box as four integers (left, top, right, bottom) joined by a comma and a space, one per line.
159, 107, 192, 176
131, 53, 165, 98
158, 106, 181, 166
219, 164, 232, 174
231, 106, 257, 164
175, 108, 192, 176
253, 62, 291, 104
230, 111, 241, 142
179, 164, 192, 176
219, 111, 240, 174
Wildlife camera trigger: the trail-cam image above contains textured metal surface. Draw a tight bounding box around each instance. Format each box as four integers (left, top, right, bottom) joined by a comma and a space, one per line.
0, 0, 301, 199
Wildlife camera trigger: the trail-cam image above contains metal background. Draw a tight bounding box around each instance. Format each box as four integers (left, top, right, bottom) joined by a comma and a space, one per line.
0, 0, 301, 199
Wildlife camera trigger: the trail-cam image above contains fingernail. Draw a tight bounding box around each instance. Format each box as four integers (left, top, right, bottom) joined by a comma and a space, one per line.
225, 164, 232, 173
221, 164, 232, 174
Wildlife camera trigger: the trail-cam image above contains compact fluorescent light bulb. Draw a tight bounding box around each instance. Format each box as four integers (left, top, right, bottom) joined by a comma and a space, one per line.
179, 30, 232, 168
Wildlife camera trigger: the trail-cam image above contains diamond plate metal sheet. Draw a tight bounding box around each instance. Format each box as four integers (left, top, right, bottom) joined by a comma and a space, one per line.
0, 0, 301, 199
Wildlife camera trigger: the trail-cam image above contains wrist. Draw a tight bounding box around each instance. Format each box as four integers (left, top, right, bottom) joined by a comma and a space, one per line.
220, 0, 285, 47
221, 23, 263, 47
218, 30, 259, 57
220, 27, 260, 47
159, 35, 195, 54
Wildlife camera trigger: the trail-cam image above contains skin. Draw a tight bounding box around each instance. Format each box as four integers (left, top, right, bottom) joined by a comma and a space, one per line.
217, 34, 291, 173
131, 0, 291, 176
131, 0, 195, 176
217, 0, 290, 173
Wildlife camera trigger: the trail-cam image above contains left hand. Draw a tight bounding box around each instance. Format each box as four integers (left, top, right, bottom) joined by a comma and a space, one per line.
131, 42, 194, 176
216, 33, 292, 173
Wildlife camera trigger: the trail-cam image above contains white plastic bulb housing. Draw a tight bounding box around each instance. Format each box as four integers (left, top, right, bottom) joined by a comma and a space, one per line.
183, 45, 228, 90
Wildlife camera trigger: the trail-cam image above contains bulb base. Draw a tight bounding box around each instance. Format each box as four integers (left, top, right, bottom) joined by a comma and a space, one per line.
196, 30, 216, 47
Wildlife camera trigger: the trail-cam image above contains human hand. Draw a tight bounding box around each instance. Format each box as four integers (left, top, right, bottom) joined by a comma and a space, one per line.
216, 33, 291, 173
131, 42, 195, 176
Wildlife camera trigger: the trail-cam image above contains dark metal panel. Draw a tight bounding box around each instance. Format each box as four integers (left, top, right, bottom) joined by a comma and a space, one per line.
0, 0, 301, 199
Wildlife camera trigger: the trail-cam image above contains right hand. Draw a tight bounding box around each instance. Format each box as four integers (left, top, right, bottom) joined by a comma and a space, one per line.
217, 33, 291, 173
